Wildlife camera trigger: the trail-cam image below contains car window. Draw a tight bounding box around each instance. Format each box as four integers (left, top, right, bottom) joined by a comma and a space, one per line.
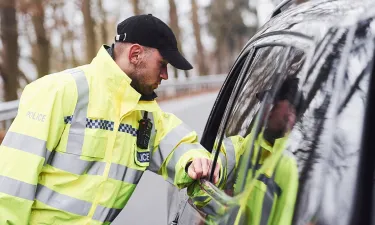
192, 43, 309, 225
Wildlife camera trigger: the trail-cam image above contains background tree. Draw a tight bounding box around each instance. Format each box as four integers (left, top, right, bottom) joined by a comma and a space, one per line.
191, 0, 208, 76
131, 0, 141, 15
82, 0, 97, 63
29, 0, 50, 78
49, 1, 80, 71
206, 0, 257, 74
0, 0, 20, 101
168, 0, 189, 78
97, 0, 108, 44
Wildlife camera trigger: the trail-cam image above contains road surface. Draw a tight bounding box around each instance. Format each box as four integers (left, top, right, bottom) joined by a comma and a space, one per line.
112, 91, 219, 225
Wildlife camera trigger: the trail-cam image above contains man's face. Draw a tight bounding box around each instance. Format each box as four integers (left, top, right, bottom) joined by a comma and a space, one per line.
264, 100, 296, 140
131, 48, 169, 95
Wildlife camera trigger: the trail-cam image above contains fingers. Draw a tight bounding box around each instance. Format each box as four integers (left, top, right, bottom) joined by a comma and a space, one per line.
214, 162, 221, 184
187, 158, 221, 184
201, 158, 209, 178
188, 159, 201, 180
188, 158, 208, 180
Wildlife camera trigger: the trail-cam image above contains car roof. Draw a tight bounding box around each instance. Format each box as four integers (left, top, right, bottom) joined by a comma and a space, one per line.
246, 0, 373, 48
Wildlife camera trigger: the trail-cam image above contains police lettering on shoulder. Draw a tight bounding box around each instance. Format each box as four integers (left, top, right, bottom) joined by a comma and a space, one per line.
26, 111, 46, 122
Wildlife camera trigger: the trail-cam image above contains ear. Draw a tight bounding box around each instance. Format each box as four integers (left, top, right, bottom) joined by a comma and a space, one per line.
128, 44, 143, 65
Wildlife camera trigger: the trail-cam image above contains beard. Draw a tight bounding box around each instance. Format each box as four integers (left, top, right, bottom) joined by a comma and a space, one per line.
263, 127, 285, 145
130, 62, 154, 95
263, 117, 288, 145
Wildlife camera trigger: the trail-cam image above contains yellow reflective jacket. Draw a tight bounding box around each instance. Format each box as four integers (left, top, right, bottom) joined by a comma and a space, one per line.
189, 132, 298, 225
0, 46, 210, 225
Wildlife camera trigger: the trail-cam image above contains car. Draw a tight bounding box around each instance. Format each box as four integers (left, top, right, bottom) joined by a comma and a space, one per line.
167, 0, 375, 224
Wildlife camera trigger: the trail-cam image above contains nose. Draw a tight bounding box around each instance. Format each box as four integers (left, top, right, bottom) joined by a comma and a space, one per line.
160, 66, 168, 80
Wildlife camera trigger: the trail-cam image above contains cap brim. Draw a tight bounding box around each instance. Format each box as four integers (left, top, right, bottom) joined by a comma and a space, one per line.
160, 49, 193, 70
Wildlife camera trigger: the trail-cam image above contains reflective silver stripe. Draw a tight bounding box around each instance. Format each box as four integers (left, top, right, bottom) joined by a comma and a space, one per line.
66, 69, 89, 155
108, 163, 144, 184
260, 186, 274, 225
218, 151, 227, 171
2, 131, 47, 158
223, 138, 236, 189
36, 184, 92, 216
93, 205, 122, 222
148, 146, 163, 173
154, 123, 194, 175
49, 151, 144, 184
218, 152, 227, 187
48, 151, 105, 175
147, 112, 159, 172
0, 175, 36, 201
167, 143, 202, 183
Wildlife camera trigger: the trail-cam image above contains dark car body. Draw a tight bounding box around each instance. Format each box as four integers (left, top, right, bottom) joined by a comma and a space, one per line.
169, 0, 375, 225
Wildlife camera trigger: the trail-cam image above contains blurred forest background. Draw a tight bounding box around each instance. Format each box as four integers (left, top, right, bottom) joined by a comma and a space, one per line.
0, 0, 284, 102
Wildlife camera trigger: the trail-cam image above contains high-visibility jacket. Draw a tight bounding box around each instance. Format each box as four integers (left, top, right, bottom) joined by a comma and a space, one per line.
189, 132, 298, 225
0, 46, 211, 225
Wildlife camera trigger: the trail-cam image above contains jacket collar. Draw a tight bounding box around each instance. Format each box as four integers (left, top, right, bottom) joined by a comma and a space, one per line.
257, 131, 288, 154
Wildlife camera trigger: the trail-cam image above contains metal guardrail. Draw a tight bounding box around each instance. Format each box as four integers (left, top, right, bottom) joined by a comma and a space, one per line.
0, 100, 19, 130
156, 74, 226, 99
0, 74, 227, 131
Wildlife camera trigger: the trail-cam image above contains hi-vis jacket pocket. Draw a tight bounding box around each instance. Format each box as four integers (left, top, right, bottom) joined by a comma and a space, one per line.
134, 145, 150, 168
56, 123, 107, 159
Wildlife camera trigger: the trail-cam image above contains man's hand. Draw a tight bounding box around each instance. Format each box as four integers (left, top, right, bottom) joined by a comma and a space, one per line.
187, 158, 220, 184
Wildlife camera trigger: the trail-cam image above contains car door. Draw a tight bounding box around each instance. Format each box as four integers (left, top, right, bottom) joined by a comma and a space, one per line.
175, 31, 315, 225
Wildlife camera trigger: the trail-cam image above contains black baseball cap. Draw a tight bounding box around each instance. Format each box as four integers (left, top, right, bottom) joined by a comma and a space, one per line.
115, 14, 193, 70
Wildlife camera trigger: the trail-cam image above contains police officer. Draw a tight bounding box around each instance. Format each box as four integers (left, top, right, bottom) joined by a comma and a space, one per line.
0, 14, 220, 224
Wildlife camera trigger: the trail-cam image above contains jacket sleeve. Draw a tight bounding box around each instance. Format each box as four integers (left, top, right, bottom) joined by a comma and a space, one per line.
187, 135, 244, 215
147, 111, 213, 189
0, 75, 73, 224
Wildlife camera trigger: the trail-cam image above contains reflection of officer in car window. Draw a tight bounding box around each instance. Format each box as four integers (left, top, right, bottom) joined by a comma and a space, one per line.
188, 77, 302, 225
239, 77, 302, 225
259, 76, 303, 145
